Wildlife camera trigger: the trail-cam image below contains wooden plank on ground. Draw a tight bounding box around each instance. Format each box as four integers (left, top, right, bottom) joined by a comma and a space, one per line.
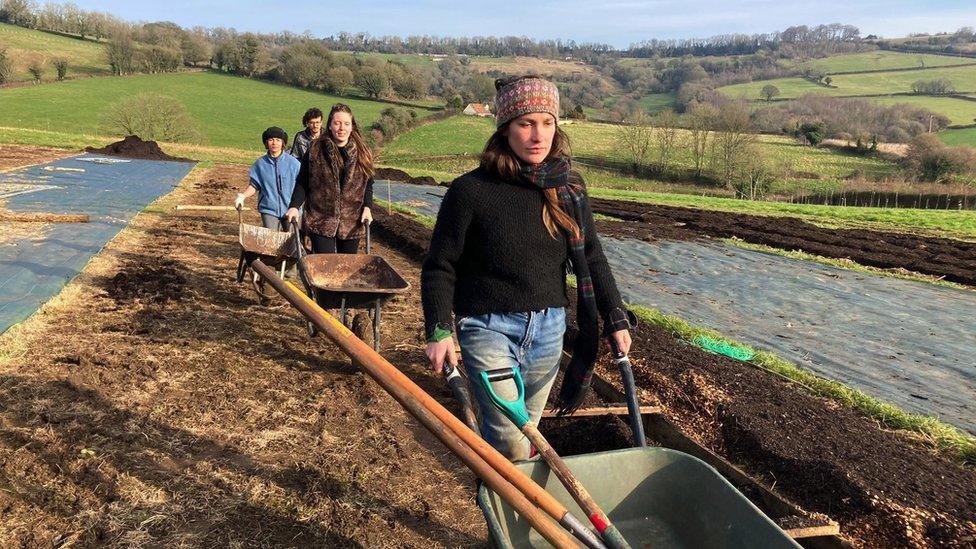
541, 405, 661, 418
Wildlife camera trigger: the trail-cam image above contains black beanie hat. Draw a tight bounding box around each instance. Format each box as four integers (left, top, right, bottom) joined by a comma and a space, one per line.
261, 126, 288, 146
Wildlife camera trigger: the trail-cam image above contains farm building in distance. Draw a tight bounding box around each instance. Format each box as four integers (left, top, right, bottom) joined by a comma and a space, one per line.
463, 103, 492, 117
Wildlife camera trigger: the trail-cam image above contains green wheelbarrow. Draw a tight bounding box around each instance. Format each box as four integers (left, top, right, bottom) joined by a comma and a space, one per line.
478, 446, 801, 548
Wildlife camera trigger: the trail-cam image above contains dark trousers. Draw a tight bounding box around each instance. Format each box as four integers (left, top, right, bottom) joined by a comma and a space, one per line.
309, 234, 360, 254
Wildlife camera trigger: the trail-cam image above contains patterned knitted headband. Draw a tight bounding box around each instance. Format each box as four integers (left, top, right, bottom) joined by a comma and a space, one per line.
494, 77, 560, 128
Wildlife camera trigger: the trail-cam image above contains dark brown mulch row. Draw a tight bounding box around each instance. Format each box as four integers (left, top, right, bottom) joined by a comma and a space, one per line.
371, 207, 976, 548
590, 198, 976, 286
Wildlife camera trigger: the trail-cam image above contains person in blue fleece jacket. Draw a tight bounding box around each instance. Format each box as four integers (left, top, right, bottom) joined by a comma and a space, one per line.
235, 127, 302, 231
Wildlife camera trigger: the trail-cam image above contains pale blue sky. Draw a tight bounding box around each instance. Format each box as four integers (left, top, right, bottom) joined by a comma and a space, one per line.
75, 1, 976, 48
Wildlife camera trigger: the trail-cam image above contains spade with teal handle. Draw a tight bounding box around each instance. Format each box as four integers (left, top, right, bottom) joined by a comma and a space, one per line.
479, 367, 631, 549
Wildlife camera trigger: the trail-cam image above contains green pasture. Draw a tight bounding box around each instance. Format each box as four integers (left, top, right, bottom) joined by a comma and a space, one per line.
720, 65, 976, 100
791, 51, 975, 74
939, 126, 976, 147
0, 71, 440, 150
638, 93, 677, 114
562, 121, 898, 189
381, 115, 900, 195
344, 51, 439, 69
869, 96, 976, 125
0, 22, 110, 82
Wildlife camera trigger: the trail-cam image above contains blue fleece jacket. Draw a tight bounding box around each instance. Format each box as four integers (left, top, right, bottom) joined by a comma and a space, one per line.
249, 152, 301, 218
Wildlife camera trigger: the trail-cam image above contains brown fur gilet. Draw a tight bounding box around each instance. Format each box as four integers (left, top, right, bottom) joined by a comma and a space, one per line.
302, 138, 368, 239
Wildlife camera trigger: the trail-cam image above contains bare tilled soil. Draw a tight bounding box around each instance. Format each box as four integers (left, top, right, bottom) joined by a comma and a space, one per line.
0, 145, 75, 171
373, 207, 976, 548
590, 198, 976, 286
0, 162, 486, 547
3, 146, 974, 547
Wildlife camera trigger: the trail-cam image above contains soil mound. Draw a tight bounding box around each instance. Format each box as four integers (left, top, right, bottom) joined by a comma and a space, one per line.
86, 135, 195, 163
105, 260, 186, 304
374, 167, 439, 186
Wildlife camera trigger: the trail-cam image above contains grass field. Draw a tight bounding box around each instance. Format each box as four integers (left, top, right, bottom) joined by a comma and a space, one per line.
791, 51, 976, 74
638, 93, 677, 114
720, 65, 976, 100
939, 126, 976, 146
0, 71, 440, 150
382, 115, 900, 194
868, 95, 976, 126
0, 22, 111, 82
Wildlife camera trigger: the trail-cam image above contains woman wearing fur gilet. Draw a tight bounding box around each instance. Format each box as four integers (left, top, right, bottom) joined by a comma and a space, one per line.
286, 103, 374, 254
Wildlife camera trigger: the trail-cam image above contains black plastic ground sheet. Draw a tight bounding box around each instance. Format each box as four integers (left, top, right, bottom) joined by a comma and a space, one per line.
0, 154, 194, 334
382, 183, 976, 434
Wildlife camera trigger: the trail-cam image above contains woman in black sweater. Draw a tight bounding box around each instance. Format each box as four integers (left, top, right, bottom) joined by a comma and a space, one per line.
421, 76, 632, 460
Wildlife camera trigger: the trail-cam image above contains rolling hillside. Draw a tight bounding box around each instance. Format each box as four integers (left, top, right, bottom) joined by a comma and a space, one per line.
0, 22, 111, 82
0, 71, 440, 150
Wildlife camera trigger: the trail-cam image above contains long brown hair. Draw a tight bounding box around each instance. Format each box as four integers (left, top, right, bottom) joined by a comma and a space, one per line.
326, 103, 375, 178
480, 121, 579, 239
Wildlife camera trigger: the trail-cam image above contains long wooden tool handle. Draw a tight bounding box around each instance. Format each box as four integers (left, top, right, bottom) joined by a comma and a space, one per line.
250, 260, 581, 547
523, 423, 632, 549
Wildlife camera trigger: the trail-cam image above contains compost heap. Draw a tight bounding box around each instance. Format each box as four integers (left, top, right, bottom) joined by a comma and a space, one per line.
85, 135, 194, 162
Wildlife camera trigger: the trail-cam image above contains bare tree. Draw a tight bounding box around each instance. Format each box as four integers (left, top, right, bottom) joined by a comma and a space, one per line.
735, 145, 777, 200
687, 102, 717, 178
617, 111, 654, 174
100, 93, 202, 143
54, 58, 68, 81
712, 102, 756, 188
355, 65, 390, 98
323, 65, 353, 95
0, 0, 35, 27
653, 108, 680, 173
107, 33, 135, 75
27, 60, 42, 82
0, 47, 12, 85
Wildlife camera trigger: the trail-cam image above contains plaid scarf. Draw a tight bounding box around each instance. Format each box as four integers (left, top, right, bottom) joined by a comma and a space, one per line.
519, 157, 600, 414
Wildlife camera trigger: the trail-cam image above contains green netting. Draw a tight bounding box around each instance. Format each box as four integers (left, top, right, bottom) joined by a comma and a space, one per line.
693, 335, 756, 362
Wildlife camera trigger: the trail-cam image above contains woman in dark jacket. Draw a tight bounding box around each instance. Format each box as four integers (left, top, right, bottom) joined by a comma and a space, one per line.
286, 103, 374, 253
421, 76, 632, 460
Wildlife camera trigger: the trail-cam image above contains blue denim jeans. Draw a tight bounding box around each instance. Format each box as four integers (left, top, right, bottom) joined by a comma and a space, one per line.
456, 308, 566, 461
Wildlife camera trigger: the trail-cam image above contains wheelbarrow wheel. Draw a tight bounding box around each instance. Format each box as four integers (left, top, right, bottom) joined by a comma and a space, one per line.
251, 270, 272, 304
351, 312, 373, 348
349, 312, 373, 368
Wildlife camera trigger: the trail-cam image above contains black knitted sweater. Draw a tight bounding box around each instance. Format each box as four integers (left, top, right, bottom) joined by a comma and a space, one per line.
421, 166, 626, 338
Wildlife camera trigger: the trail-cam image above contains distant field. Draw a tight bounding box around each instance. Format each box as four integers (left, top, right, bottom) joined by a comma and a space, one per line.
0, 22, 110, 82
939, 126, 976, 147
870, 96, 976, 125
791, 51, 975, 74
0, 71, 440, 150
638, 93, 677, 114
342, 51, 439, 69
467, 55, 601, 78
721, 65, 976, 100
381, 115, 899, 193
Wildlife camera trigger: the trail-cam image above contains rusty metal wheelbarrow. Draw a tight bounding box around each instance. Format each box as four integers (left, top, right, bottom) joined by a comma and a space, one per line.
235, 207, 297, 302
291, 222, 409, 351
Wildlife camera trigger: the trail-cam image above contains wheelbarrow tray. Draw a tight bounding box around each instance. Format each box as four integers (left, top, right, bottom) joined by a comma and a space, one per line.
301, 253, 410, 308
477, 447, 800, 549
239, 221, 296, 259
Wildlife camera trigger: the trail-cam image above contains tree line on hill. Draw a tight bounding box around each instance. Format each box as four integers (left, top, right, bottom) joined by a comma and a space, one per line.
875, 27, 976, 56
